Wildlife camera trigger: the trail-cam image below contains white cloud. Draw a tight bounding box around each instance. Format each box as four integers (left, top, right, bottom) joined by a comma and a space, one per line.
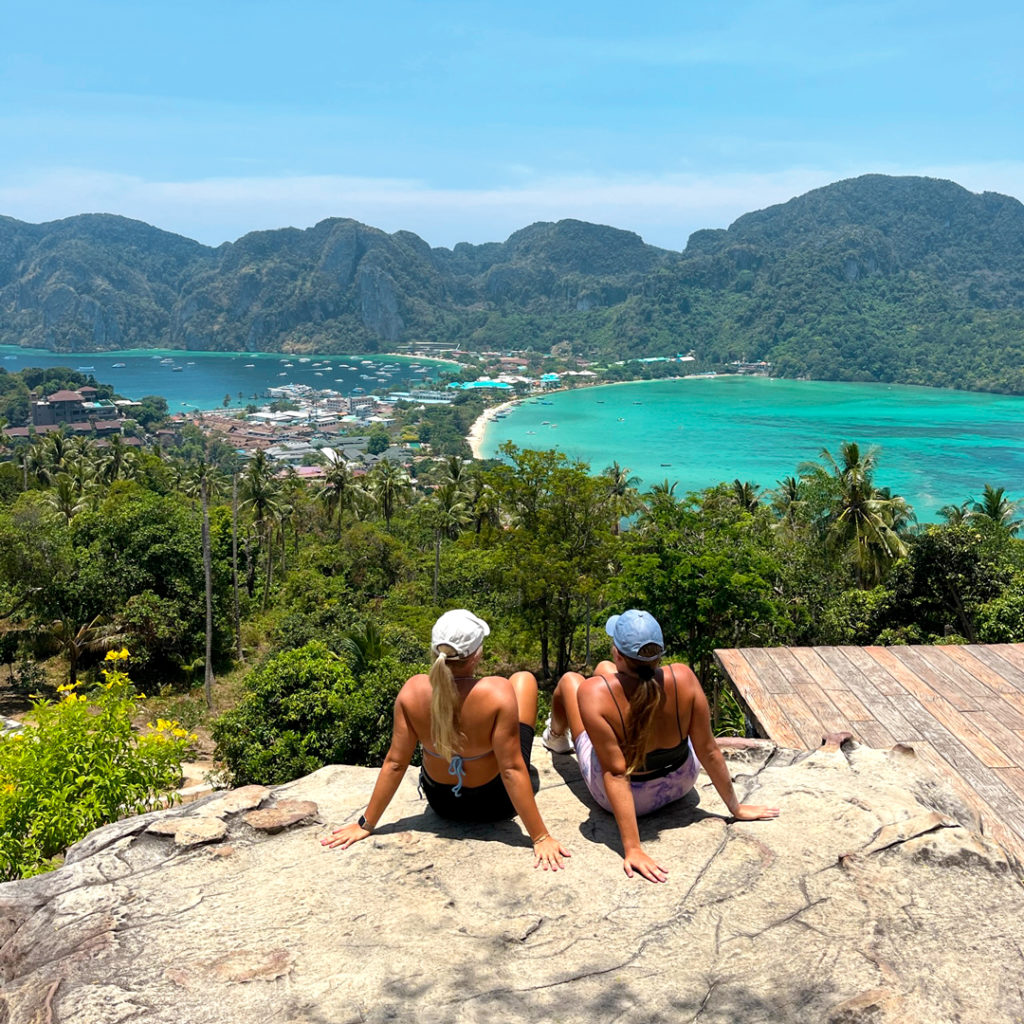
2, 163, 1022, 252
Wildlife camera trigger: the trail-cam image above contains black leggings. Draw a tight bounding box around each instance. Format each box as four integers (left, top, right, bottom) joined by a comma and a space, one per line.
419, 723, 536, 823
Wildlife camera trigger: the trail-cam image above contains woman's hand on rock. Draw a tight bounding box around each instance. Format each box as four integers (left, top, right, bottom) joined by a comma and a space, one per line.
320, 822, 372, 850
533, 835, 571, 870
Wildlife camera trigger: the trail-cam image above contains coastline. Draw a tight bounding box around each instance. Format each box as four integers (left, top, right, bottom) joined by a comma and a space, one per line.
465, 374, 736, 459
467, 399, 523, 459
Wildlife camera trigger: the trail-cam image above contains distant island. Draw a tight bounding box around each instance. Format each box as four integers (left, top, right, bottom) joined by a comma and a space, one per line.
2, 174, 1024, 393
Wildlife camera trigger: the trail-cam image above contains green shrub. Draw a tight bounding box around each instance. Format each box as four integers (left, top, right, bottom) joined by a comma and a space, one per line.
0, 650, 193, 881
213, 642, 350, 785
213, 643, 417, 785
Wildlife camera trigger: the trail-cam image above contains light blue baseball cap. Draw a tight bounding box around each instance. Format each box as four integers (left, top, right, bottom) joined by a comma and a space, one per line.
605, 609, 665, 662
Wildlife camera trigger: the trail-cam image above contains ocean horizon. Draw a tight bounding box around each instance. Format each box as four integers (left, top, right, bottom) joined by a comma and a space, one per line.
479, 376, 1024, 522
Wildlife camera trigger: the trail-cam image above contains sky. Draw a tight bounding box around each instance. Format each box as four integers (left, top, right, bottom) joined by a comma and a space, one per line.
2, 0, 1022, 251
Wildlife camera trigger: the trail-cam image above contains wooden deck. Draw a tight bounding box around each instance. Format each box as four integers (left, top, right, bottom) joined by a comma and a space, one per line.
715, 643, 1024, 866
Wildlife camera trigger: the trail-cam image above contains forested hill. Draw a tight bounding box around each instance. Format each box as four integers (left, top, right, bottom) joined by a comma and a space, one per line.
2, 174, 1024, 392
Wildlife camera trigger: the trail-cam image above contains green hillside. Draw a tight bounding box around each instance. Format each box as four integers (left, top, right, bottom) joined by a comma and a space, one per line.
2, 175, 1023, 391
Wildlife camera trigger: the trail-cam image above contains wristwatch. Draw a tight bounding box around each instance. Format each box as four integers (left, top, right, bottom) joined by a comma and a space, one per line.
358, 814, 373, 831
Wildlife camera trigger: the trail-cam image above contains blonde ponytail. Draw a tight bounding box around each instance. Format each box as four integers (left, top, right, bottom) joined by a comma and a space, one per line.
428, 643, 463, 761
620, 653, 665, 776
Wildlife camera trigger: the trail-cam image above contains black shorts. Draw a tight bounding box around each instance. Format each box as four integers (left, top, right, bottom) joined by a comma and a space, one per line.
420, 723, 536, 823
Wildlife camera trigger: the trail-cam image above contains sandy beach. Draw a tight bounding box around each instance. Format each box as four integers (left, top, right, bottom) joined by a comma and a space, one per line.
466, 399, 522, 459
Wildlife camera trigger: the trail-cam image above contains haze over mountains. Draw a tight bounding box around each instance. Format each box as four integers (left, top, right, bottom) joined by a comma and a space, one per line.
2, 174, 1023, 393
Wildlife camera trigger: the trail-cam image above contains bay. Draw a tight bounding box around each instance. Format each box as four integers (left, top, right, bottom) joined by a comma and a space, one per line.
0, 345, 445, 412
479, 377, 1024, 521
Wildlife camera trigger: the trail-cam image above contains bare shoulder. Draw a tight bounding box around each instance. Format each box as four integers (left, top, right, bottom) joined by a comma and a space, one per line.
666, 662, 700, 691
473, 674, 517, 706
578, 672, 614, 710
397, 673, 431, 707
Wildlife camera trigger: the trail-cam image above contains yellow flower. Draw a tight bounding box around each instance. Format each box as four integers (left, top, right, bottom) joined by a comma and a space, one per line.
104, 648, 130, 662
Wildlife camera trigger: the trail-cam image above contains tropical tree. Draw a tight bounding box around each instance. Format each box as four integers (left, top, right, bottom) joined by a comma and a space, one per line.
800, 442, 913, 587
601, 461, 641, 534
428, 481, 472, 602
367, 459, 411, 529
731, 479, 761, 513
970, 484, 1022, 535
318, 457, 363, 536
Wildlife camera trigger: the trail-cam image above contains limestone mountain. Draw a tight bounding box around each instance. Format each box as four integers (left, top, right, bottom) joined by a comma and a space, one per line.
2, 174, 1023, 392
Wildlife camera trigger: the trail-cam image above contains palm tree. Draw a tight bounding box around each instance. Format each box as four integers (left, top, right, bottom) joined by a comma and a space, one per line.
367, 458, 411, 528
240, 450, 284, 607
939, 500, 971, 526
45, 474, 90, 524
970, 484, 1022, 535
41, 614, 124, 687
428, 481, 472, 602
318, 456, 362, 536
770, 475, 804, 530
731, 479, 761, 513
602, 461, 640, 534
338, 621, 387, 679
464, 468, 500, 535
800, 442, 912, 587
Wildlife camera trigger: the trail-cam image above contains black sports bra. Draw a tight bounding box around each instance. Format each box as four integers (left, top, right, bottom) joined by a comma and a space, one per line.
603, 668, 691, 781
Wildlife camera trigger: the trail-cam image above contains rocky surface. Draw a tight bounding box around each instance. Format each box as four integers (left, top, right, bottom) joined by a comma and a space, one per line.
1, 738, 1023, 1024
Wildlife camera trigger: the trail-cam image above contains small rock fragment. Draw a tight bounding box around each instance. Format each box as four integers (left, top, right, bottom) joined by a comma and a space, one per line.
243, 799, 318, 833
198, 785, 270, 818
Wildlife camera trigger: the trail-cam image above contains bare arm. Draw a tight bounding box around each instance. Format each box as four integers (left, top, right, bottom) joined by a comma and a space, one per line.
579, 678, 668, 883
684, 669, 779, 822
491, 686, 569, 870
321, 681, 420, 850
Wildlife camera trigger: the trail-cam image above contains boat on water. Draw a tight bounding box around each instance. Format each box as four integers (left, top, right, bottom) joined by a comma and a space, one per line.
76, 365, 95, 371
172, 366, 183, 372
159, 357, 174, 365
112, 362, 126, 368
244, 363, 255, 368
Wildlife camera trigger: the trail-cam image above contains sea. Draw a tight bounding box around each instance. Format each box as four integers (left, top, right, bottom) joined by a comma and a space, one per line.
0, 345, 447, 412
478, 376, 1024, 522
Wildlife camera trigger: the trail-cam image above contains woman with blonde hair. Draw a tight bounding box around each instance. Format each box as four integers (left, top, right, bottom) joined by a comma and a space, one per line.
543, 609, 777, 882
322, 609, 569, 869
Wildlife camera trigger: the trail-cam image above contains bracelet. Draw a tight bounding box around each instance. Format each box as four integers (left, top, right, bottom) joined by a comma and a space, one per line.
531, 833, 550, 845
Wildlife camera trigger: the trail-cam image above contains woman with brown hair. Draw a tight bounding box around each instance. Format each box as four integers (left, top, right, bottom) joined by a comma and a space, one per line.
543, 609, 777, 882
322, 609, 569, 869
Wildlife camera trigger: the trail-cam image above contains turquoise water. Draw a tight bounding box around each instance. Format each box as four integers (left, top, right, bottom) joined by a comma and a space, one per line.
480, 377, 1024, 521
0, 345, 445, 412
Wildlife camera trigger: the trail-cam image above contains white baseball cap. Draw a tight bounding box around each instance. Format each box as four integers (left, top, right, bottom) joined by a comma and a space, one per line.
431, 609, 490, 659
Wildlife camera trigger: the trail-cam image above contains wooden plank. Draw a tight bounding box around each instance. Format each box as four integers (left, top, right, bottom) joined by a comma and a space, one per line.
865, 654, 1013, 767
912, 743, 1024, 868
739, 647, 794, 694
964, 645, 1024, 692
964, 711, 1024, 766
920, 701, 1015, 769
941, 645, 1020, 695
759, 647, 853, 735
835, 645, 906, 697
714, 650, 805, 748
773, 692, 827, 749
788, 647, 875, 722
990, 643, 1024, 673
816, 647, 920, 741
826, 687, 874, 723
903, 646, 990, 708
969, 694, 1024, 731
992, 768, 1024, 802
865, 646, 944, 705
884, 693, 977, 765
852, 719, 897, 748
